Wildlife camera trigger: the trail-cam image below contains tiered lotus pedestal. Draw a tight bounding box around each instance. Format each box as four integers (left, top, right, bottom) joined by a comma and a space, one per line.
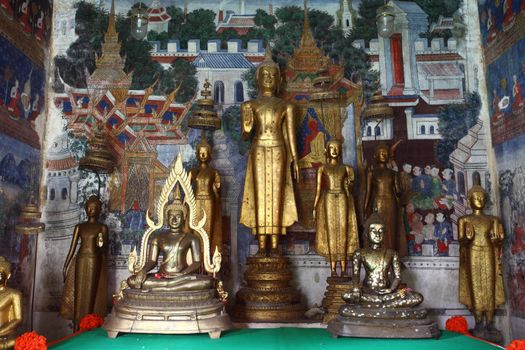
104, 282, 232, 339
321, 277, 352, 323
234, 256, 305, 321
328, 304, 439, 339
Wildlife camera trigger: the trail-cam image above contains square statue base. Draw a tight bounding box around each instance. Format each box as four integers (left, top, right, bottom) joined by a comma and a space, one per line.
327, 306, 440, 339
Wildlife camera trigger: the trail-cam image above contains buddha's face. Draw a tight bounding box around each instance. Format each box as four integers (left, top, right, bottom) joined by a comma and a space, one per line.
327, 142, 340, 159
168, 209, 184, 230
368, 223, 385, 245
86, 201, 101, 218
469, 190, 486, 210
197, 146, 210, 163
375, 147, 388, 163
258, 66, 279, 92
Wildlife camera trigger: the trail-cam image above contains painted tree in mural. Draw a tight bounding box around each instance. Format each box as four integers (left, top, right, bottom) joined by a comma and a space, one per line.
54, 1, 162, 90
246, 9, 277, 45
436, 92, 481, 168
222, 105, 249, 156
156, 59, 198, 103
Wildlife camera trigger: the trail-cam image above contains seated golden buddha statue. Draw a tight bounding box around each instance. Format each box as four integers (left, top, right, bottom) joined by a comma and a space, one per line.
0, 257, 22, 350
126, 198, 213, 292
327, 213, 438, 339
104, 155, 231, 339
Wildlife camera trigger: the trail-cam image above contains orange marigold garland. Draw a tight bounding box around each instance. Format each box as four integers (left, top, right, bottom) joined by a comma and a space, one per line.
508, 340, 525, 350
79, 314, 104, 331
14, 331, 47, 350
445, 316, 470, 335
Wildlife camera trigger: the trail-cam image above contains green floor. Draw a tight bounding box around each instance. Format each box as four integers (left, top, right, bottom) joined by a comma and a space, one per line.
50, 327, 502, 350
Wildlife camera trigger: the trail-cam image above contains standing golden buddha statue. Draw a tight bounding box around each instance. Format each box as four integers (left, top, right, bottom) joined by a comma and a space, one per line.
239, 45, 300, 256
458, 184, 505, 342
60, 196, 109, 330
313, 139, 359, 277
235, 46, 304, 321
364, 143, 407, 256
190, 138, 222, 254
0, 257, 22, 350
313, 139, 359, 322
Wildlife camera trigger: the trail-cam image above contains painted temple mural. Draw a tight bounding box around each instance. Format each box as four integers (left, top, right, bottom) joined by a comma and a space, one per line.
0, 0, 50, 334
478, 0, 525, 333
0, 0, 522, 342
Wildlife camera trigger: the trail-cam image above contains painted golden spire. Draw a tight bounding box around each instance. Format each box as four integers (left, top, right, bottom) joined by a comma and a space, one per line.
287, 0, 329, 73
107, 0, 117, 36
88, 0, 132, 105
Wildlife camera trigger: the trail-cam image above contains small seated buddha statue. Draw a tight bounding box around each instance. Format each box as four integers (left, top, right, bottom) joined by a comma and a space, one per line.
104, 155, 231, 339
342, 213, 422, 308
126, 198, 213, 292
327, 213, 438, 339
0, 257, 22, 350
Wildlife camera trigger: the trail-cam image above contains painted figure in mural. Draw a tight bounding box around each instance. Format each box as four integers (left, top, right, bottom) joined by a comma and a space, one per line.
126, 192, 212, 292
435, 212, 453, 256
6, 80, 20, 118
239, 46, 299, 257
411, 166, 433, 209
17, 0, 31, 34
299, 117, 326, 168
313, 139, 358, 277
190, 138, 222, 254
458, 185, 505, 335
0, 257, 21, 350
492, 89, 503, 122
502, 0, 515, 29
399, 163, 413, 199
364, 143, 407, 256
342, 213, 423, 308
0, 0, 13, 16
512, 74, 523, 110
61, 196, 109, 331
108, 169, 122, 212
422, 212, 435, 242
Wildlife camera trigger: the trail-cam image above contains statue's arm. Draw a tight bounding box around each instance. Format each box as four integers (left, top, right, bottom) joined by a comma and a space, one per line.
458, 217, 472, 245
491, 218, 505, 243
389, 251, 401, 292
285, 103, 300, 182
241, 102, 254, 140
364, 168, 372, 214
99, 224, 109, 254
183, 238, 201, 274
213, 171, 221, 198
352, 251, 362, 291
0, 293, 22, 336
63, 224, 80, 281
141, 238, 159, 273
312, 166, 323, 220
345, 166, 354, 198
393, 169, 401, 198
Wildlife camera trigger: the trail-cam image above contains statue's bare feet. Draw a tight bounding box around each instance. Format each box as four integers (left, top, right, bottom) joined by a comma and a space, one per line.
331, 270, 338, 277
473, 322, 484, 333
269, 248, 280, 257
485, 322, 496, 332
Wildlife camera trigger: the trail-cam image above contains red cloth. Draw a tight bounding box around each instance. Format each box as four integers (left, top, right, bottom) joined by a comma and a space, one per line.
445, 316, 470, 335
14, 331, 47, 350
508, 340, 525, 350
79, 314, 104, 331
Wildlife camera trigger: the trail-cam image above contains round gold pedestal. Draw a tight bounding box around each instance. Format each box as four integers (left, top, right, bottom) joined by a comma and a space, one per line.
104, 285, 232, 338
321, 276, 352, 323
234, 256, 305, 321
